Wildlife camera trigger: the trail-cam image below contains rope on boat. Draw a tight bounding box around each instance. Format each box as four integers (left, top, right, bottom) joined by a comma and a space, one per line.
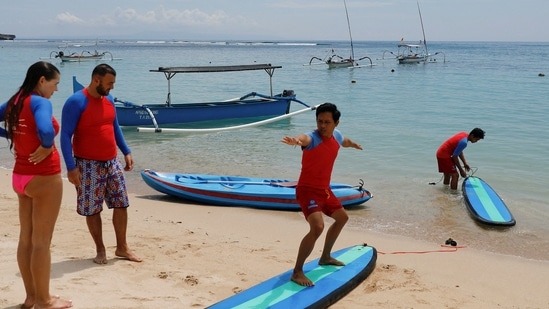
136, 104, 320, 133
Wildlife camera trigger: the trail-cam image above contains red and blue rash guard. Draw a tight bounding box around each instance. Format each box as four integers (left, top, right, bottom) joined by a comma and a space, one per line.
0, 95, 61, 175
60, 88, 130, 171
436, 132, 468, 158
297, 129, 344, 189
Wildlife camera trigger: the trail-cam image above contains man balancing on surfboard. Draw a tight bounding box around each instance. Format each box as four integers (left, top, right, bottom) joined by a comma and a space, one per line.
436, 128, 485, 190
281, 102, 363, 287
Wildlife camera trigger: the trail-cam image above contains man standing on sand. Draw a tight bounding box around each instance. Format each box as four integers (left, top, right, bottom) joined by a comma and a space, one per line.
436, 128, 485, 190
60, 63, 142, 264
281, 102, 362, 286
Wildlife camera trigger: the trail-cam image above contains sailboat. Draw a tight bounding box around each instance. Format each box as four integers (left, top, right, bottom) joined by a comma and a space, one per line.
394, 1, 445, 64
308, 0, 372, 68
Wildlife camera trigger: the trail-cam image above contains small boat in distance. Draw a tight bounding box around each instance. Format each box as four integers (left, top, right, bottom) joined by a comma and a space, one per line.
0, 33, 15, 40
307, 0, 372, 69
381, 1, 445, 64
52, 50, 113, 62
396, 41, 438, 64
73, 63, 313, 131
141, 170, 373, 210
48, 41, 114, 62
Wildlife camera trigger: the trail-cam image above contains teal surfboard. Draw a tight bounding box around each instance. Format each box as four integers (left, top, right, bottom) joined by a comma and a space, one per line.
207, 245, 377, 309
462, 176, 516, 226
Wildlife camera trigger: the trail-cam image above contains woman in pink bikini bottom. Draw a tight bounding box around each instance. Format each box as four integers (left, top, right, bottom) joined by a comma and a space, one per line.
0, 61, 72, 308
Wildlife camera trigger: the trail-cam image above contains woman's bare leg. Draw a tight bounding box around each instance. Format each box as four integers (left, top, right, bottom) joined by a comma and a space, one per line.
24, 175, 72, 308
17, 193, 36, 308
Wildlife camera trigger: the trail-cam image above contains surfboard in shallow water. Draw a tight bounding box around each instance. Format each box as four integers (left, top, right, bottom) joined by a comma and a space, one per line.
207, 244, 377, 309
462, 176, 516, 226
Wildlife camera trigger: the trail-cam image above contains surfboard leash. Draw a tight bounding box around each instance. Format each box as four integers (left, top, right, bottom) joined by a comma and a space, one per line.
378, 245, 466, 255
428, 166, 479, 185
377, 239, 466, 255
428, 175, 443, 185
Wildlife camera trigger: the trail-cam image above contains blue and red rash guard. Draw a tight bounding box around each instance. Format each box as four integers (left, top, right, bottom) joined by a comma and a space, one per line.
0, 95, 61, 175
436, 132, 468, 159
297, 129, 344, 189
60, 88, 130, 171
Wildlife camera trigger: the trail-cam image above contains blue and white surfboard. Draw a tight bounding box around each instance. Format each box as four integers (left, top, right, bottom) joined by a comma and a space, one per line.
207, 245, 377, 309
462, 176, 516, 226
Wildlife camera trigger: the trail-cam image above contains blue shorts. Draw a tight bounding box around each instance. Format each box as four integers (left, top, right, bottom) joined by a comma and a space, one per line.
75, 157, 129, 216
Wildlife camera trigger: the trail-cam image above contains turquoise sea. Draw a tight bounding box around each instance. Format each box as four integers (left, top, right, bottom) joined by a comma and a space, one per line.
0, 39, 547, 261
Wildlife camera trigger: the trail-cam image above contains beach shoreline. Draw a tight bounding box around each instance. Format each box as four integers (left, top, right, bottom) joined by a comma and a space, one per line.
1, 169, 548, 309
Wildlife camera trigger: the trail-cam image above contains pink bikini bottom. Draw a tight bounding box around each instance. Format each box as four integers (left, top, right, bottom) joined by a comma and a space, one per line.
12, 173, 35, 195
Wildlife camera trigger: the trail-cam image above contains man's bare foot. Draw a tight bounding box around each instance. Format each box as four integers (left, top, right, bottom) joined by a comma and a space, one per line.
115, 248, 142, 262
35, 296, 72, 309
291, 271, 314, 287
93, 251, 108, 264
319, 257, 345, 266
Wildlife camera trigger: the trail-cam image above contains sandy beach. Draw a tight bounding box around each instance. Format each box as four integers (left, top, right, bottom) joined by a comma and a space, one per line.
0, 169, 548, 309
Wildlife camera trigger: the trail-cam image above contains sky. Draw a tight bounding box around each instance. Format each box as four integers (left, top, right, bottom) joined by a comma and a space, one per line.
1, 0, 548, 42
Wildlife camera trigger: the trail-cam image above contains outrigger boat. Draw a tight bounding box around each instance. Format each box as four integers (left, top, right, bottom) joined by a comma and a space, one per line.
53, 50, 113, 62
141, 170, 373, 210
381, 1, 445, 64
307, 0, 372, 69
396, 42, 432, 64
49, 42, 114, 62
73, 63, 315, 133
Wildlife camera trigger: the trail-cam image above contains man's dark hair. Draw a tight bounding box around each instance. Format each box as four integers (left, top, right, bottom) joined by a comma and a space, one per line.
470, 127, 485, 139
316, 102, 341, 122
92, 63, 116, 77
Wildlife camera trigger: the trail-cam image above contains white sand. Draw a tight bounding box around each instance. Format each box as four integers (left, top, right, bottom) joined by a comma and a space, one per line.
0, 170, 547, 308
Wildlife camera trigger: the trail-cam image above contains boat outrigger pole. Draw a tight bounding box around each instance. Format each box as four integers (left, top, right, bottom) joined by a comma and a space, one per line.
137, 104, 320, 133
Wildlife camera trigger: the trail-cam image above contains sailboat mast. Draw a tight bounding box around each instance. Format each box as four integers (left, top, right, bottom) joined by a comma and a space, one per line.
343, 0, 354, 61
417, 0, 428, 58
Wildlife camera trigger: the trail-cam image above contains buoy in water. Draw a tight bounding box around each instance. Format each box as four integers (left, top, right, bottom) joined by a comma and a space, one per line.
538, 73, 545, 77
351, 80, 356, 83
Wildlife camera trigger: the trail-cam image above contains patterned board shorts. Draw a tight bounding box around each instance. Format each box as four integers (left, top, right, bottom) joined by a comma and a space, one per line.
75, 157, 129, 216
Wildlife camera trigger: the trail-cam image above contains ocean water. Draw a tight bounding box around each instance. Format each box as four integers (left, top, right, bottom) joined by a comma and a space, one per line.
0, 39, 547, 261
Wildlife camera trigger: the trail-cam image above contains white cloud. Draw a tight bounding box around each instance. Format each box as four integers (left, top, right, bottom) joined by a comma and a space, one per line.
55, 12, 85, 24
108, 6, 232, 26
4, 0, 547, 41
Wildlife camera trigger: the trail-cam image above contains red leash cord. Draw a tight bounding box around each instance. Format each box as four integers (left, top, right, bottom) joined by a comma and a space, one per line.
378, 244, 467, 255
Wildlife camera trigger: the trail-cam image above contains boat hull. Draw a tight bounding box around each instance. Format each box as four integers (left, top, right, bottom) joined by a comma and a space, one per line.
141, 170, 373, 210
60, 55, 105, 62
327, 60, 354, 69
72, 65, 300, 127
397, 56, 427, 64
116, 98, 292, 126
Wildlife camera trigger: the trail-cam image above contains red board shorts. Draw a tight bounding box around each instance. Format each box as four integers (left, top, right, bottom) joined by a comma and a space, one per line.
437, 156, 456, 174
295, 186, 343, 219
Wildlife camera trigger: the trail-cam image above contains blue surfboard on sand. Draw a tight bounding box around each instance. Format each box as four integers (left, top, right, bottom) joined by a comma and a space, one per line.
207, 245, 377, 309
462, 176, 516, 226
